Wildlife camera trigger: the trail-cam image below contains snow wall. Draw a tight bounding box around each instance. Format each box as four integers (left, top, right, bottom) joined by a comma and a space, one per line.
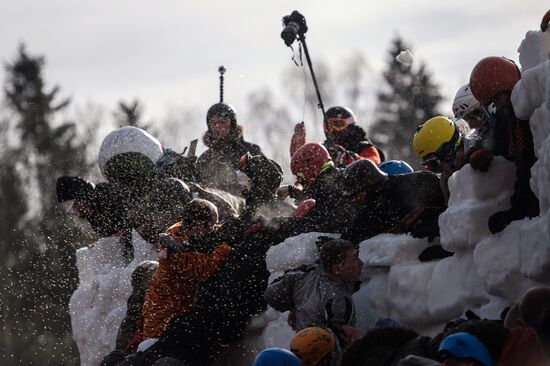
69, 28, 550, 365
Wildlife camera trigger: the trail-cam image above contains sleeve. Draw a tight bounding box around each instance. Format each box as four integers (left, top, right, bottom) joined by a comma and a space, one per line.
176, 243, 232, 283
325, 294, 355, 330
290, 134, 306, 158
358, 145, 381, 165
264, 268, 307, 312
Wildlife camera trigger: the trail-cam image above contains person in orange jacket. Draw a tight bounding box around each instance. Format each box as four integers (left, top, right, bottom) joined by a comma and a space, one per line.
290, 106, 383, 167
139, 199, 231, 349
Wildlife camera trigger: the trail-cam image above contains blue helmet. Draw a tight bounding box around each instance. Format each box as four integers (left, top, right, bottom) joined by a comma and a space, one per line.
253, 348, 302, 366
438, 332, 492, 366
378, 160, 413, 175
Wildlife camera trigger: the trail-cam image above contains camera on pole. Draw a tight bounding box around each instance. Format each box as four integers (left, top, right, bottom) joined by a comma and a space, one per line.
281, 11, 308, 46
280, 10, 326, 120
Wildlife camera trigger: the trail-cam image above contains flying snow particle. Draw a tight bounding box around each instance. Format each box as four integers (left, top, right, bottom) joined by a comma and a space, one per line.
396, 50, 414, 65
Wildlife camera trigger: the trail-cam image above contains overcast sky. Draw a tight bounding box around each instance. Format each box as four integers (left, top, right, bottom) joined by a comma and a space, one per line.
0, 0, 546, 122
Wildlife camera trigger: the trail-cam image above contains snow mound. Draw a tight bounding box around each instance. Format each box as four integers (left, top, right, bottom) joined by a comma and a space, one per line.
70, 231, 156, 366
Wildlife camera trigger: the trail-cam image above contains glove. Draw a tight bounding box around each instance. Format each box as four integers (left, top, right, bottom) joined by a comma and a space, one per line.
468, 148, 493, 172
158, 233, 187, 254
100, 350, 126, 366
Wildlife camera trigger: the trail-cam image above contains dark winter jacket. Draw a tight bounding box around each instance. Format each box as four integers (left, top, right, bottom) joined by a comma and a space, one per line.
302, 166, 356, 233
342, 172, 445, 243
342, 327, 438, 366
324, 124, 384, 166
115, 261, 159, 351
240, 155, 295, 222
195, 125, 261, 195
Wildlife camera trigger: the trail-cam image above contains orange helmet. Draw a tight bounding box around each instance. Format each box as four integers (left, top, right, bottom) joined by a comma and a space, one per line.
290, 327, 335, 366
290, 143, 332, 186
469, 56, 521, 105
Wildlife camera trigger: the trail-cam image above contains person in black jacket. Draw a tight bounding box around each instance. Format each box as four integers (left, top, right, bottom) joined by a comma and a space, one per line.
195, 103, 262, 196
340, 160, 446, 244
239, 153, 295, 222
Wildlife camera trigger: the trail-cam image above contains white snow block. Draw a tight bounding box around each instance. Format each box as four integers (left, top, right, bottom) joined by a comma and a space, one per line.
358, 234, 434, 267
426, 251, 488, 322
473, 224, 541, 303
70, 232, 156, 366
265, 232, 339, 274
439, 160, 516, 251
512, 59, 549, 121
353, 272, 390, 334
517, 29, 550, 71
387, 262, 437, 327
515, 214, 550, 282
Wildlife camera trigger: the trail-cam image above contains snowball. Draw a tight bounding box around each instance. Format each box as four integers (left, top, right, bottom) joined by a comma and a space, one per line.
439, 159, 516, 251
395, 50, 414, 65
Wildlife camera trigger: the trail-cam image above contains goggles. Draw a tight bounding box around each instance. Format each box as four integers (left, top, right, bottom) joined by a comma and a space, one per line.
464, 108, 483, 121
324, 117, 353, 133
433, 128, 461, 163
294, 161, 334, 183
421, 156, 442, 173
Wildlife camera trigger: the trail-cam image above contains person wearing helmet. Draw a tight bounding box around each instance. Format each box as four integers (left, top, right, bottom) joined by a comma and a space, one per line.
131, 178, 193, 244
195, 102, 262, 195
468, 56, 539, 233
237, 153, 295, 222
253, 348, 302, 366
412, 116, 467, 178
290, 327, 335, 366
438, 332, 493, 366
290, 106, 383, 167
340, 159, 445, 243
452, 84, 484, 129
286, 143, 355, 233
378, 160, 414, 175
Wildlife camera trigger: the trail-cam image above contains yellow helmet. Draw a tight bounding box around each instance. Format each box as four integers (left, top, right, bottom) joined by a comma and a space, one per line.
290, 327, 335, 366
412, 116, 461, 160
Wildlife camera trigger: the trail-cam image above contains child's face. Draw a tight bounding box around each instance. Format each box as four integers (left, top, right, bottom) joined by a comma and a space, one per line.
333, 248, 363, 282
184, 220, 215, 239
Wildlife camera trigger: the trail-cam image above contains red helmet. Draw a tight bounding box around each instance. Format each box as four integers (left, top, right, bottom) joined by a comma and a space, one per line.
469, 56, 521, 105
291, 143, 332, 185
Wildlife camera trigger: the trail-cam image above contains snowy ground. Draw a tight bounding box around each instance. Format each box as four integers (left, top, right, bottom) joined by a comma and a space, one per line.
69, 26, 550, 366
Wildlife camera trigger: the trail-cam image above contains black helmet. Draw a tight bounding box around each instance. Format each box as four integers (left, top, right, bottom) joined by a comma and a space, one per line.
343, 159, 387, 196
206, 102, 237, 127
150, 177, 192, 208
325, 106, 356, 122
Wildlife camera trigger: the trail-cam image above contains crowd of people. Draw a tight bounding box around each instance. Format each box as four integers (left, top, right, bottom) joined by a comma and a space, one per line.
53, 13, 550, 366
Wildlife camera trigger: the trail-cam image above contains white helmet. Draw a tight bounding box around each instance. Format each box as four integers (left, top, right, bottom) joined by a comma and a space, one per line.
452, 84, 480, 119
